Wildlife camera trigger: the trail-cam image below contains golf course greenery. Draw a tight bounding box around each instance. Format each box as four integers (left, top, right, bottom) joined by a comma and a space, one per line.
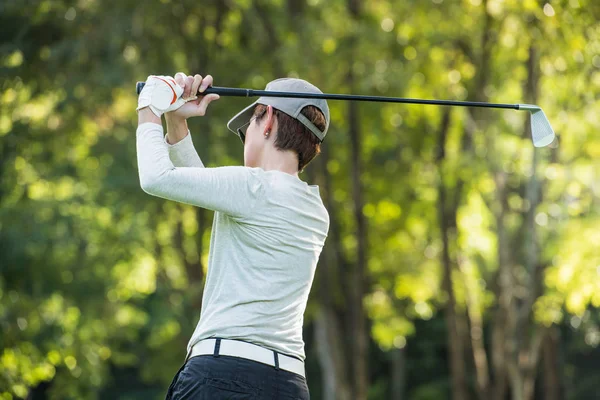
1, 0, 599, 398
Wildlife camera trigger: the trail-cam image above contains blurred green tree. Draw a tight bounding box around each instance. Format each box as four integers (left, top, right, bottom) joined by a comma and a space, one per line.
1, 0, 599, 399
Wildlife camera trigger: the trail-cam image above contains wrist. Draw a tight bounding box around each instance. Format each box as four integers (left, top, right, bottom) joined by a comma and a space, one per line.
165, 114, 189, 144
165, 113, 187, 123
138, 107, 161, 125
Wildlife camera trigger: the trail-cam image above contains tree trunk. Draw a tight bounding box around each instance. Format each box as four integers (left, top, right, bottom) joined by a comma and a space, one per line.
503, 40, 548, 400
491, 170, 509, 400
390, 347, 406, 400
462, 262, 489, 400
348, 74, 369, 400
313, 144, 353, 399
436, 109, 470, 400
440, 180, 469, 400
175, 207, 205, 310
346, 0, 369, 398
253, 2, 285, 77
458, 1, 496, 396
522, 330, 543, 400
542, 327, 562, 400
520, 43, 544, 400
315, 308, 352, 400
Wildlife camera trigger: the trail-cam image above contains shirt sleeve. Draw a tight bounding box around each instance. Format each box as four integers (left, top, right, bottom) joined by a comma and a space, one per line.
137, 122, 264, 218
164, 132, 205, 168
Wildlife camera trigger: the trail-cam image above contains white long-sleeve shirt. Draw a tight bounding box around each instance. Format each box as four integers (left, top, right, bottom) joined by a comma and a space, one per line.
136, 122, 329, 360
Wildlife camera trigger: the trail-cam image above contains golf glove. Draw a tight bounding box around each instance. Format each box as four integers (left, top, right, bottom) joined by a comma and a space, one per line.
137, 75, 187, 117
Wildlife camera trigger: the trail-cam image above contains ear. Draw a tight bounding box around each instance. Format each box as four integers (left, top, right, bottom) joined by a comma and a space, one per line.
263, 105, 276, 135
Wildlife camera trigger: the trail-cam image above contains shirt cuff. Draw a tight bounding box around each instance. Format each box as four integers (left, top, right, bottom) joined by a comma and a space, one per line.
137, 122, 163, 134
164, 131, 193, 148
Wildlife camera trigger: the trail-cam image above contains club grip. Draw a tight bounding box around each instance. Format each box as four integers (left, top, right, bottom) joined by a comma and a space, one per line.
136, 81, 145, 95
136, 81, 252, 97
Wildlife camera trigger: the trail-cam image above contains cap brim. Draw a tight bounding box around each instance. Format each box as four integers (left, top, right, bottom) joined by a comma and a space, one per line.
227, 101, 258, 143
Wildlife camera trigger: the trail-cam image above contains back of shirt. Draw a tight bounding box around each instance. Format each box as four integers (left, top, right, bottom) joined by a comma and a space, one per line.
135, 122, 329, 362
188, 170, 329, 360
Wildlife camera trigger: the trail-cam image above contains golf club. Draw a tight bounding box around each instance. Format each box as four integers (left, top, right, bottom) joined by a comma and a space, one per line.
136, 81, 555, 147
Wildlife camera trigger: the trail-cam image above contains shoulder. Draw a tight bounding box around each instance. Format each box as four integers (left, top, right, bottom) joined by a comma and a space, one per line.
267, 172, 329, 220
216, 165, 264, 176
209, 166, 267, 198
212, 166, 266, 183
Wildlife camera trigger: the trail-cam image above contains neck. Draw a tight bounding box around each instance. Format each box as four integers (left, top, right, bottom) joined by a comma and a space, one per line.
255, 146, 299, 177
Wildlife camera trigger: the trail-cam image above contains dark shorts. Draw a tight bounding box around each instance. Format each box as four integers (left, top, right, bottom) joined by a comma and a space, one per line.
165, 355, 310, 400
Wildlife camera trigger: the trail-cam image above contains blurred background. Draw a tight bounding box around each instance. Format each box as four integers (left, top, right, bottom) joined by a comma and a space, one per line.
1, 0, 599, 399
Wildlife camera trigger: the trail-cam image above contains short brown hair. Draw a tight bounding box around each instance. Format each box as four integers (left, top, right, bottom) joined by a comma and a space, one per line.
253, 104, 326, 172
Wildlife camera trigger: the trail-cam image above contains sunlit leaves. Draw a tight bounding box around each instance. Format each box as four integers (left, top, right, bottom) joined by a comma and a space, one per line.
366, 289, 415, 350
540, 218, 600, 319
394, 265, 440, 304
1, 0, 599, 398
457, 190, 496, 264
363, 200, 402, 225
114, 305, 149, 328
113, 253, 157, 299
3, 51, 23, 68
147, 319, 181, 348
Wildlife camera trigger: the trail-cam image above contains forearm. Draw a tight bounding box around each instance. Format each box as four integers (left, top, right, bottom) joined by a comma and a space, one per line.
164, 114, 204, 168
137, 72, 218, 169
165, 114, 189, 144
136, 122, 262, 218
138, 107, 161, 126
136, 98, 191, 145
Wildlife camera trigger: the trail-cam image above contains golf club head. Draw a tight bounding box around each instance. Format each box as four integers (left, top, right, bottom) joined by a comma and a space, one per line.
518, 104, 556, 147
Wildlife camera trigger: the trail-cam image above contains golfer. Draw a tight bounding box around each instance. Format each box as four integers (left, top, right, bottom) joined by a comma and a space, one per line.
136, 72, 330, 399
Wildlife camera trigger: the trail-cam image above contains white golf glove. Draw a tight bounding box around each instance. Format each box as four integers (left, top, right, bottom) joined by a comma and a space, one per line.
137, 75, 187, 117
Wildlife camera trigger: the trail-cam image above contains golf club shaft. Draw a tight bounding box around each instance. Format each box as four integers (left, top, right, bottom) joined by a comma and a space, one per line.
135, 81, 520, 110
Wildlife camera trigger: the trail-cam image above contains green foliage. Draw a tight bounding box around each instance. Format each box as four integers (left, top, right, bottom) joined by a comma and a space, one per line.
1, 0, 599, 398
